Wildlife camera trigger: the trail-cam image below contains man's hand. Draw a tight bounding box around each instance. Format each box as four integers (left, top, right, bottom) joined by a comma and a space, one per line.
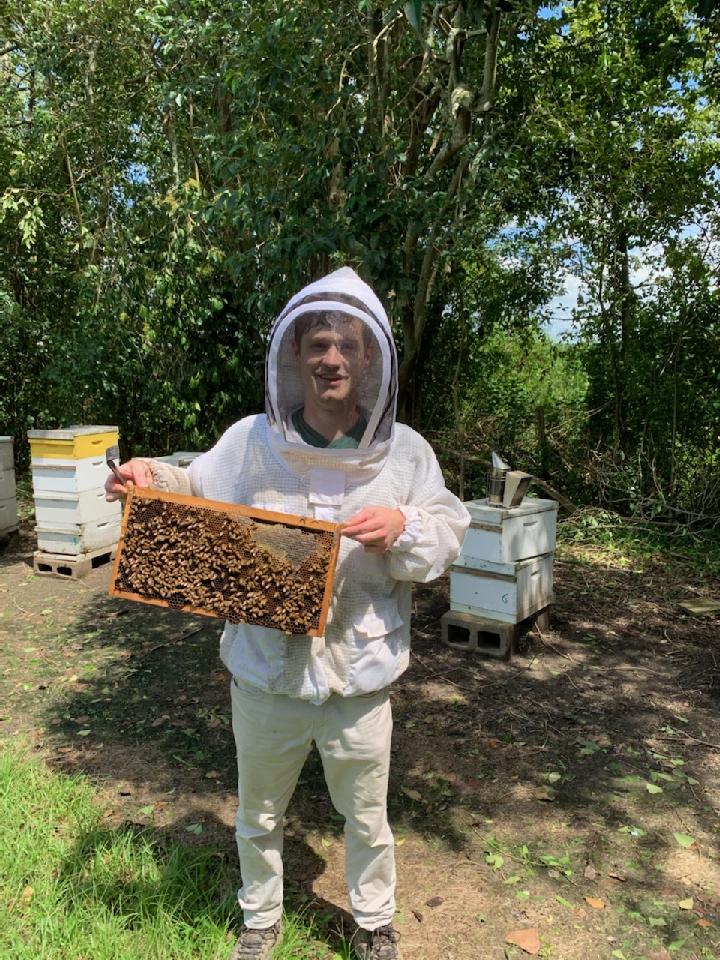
342, 507, 405, 553
104, 458, 154, 502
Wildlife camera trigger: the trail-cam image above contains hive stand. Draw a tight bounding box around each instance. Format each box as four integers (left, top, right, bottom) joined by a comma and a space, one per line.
441, 606, 551, 661
33, 544, 116, 580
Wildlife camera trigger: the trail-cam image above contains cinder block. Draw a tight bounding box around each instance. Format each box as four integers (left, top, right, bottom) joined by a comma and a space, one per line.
33, 545, 115, 580
441, 610, 517, 660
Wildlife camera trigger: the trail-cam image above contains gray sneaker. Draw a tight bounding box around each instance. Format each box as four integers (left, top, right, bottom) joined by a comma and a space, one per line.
355, 924, 403, 960
229, 921, 282, 960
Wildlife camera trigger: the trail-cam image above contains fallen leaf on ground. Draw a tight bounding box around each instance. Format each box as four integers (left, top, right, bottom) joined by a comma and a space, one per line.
583, 864, 598, 880
533, 786, 556, 802
696, 918, 712, 928
401, 786, 423, 803
412, 910, 423, 923
607, 870, 627, 882
677, 898, 694, 910
645, 950, 671, 960
673, 832, 696, 848
21, 885, 33, 904
585, 896, 605, 909
425, 896, 444, 908
505, 928, 540, 955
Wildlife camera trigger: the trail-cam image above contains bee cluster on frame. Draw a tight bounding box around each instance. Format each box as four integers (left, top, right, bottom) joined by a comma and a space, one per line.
110, 489, 340, 637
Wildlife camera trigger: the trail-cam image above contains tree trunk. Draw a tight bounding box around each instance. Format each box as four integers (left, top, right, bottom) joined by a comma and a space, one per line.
396, 1, 502, 421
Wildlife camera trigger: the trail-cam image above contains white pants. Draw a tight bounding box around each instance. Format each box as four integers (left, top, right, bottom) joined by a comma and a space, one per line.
230, 677, 396, 931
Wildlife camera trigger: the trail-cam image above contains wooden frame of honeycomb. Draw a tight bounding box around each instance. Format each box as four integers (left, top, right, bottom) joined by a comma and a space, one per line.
108, 487, 341, 637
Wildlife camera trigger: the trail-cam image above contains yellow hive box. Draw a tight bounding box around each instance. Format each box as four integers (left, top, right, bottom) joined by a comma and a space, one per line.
28, 425, 119, 460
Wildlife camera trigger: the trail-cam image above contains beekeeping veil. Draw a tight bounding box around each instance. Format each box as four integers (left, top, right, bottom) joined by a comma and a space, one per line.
265, 267, 398, 479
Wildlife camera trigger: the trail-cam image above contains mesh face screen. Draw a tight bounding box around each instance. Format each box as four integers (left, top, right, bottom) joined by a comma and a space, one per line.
112, 492, 338, 636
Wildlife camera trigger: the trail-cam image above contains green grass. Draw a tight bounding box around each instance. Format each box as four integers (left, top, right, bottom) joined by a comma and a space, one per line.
0, 748, 347, 960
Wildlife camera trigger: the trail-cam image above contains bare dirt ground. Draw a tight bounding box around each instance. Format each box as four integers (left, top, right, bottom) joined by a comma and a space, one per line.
1, 522, 719, 960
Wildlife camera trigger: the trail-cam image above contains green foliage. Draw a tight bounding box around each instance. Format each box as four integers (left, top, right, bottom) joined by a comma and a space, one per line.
0, 0, 717, 523
558, 508, 720, 576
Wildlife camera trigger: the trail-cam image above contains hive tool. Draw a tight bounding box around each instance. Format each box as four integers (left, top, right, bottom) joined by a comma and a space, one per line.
105, 444, 126, 487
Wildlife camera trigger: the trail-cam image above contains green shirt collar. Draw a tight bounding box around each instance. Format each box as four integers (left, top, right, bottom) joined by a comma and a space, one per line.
291, 408, 367, 449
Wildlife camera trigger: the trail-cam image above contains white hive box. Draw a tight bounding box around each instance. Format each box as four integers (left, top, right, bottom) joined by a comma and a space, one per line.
461, 497, 558, 565
0, 465, 16, 501
0, 436, 15, 471
449, 554, 554, 624
35, 517, 121, 555
34, 488, 120, 528
0, 498, 19, 533
30, 455, 110, 494
0, 436, 18, 536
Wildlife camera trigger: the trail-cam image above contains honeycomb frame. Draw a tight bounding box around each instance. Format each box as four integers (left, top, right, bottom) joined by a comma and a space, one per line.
108, 487, 341, 637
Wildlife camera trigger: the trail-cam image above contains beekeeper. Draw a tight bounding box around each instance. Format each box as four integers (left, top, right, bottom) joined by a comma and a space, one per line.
106, 267, 470, 960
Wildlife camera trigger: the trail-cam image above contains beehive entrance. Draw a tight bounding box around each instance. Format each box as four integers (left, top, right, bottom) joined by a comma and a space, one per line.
109, 488, 341, 636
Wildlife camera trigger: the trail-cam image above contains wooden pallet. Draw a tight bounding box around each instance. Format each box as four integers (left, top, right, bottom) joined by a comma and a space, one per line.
34, 544, 117, 579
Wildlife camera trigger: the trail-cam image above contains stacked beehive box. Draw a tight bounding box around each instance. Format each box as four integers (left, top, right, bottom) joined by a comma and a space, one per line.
29, 425, 121, 578
442, 498, 558, 660
0, 436, 19, 538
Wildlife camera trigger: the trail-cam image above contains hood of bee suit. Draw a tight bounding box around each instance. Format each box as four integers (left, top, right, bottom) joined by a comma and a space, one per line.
264, 266, 398, 482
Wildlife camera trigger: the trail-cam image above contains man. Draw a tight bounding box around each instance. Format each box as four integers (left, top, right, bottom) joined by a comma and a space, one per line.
106, 267, 470, 960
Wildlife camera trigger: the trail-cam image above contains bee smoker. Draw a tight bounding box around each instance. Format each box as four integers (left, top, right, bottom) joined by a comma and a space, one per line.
486, 452, 533, 508
486, 452, 510, 503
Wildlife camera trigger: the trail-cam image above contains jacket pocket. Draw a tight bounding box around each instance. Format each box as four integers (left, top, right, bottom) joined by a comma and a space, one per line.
353, 597, 404, 638
346, 597, 406, 694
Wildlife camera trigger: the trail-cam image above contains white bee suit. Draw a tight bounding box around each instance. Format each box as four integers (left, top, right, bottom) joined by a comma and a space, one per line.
150, 267, 470, 930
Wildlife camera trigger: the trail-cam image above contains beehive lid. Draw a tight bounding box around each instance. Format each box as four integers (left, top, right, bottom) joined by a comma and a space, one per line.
465, 497, 559, 523
28, 425, 118, 439
109, 487, 341, 637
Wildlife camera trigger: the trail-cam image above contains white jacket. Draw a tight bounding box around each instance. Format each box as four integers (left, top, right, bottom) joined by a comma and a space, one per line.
152, 268, 470, 703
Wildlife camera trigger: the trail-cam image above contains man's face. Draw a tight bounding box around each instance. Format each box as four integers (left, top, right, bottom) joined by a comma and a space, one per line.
293, 317, 373, 409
